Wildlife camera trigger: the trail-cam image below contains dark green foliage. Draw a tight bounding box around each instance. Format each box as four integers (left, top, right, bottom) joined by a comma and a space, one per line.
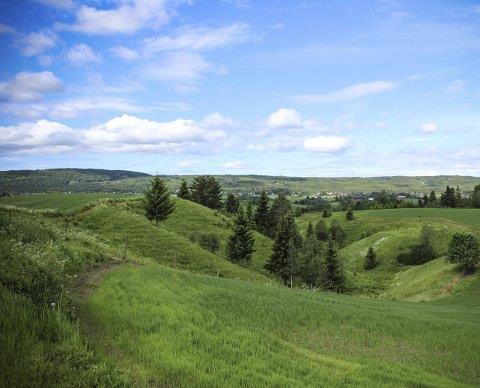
244, 202, 254, 228
448, 233, 480, 272
267, 193, 292, 237
254, 190, 270, 235
306, 222, 314, 239
225, 193, 240, 214
299, 234, 323, 288
397, 226, 436, 265
364, 247, 377, 270
198, 233, 220, 253
329, 220, 346, 246
322, 208, 331, 218
144, 176, 174, 225
472, 184, 480, 208
429, 190, 437, 204
315, 219, 329, 241
190, 176, 223, 210
320, 239, 345, 292
440, 186, 457, 208
226, 210, 254, 265
265, 215, 297, 285
346, 209, 354, 221
177, 180, 190, 200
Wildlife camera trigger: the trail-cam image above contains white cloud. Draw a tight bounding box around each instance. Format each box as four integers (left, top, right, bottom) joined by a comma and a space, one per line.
0, 71, 64, 102
141, 23, 251, 54
267, 108, 302, 128
142, 51, 212, 82
36, 0, 75, 9
303, 136, 349, 153
292, 81, 399, 104
0, 22, 16, 34
109, 46, 140, 60
64, 0, 171, 35
201, 112, 237, 129
446, 79, 466, 94
419, 122, 438, 133
221, 160, 248, 169
18, 31, 56, 57
67, 44, 102, 65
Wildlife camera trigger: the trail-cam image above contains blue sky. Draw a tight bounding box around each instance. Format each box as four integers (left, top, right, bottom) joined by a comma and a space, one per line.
1, 0, 479, 176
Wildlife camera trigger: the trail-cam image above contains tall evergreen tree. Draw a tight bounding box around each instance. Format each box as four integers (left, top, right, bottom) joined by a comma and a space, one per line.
363, 247, 377, 270
306, 221, 314, 240
472, 184, 480, 209
320, 238, 345, 292
144, 176, 174, 225
265, 215, 297, 286
226, 209, 254, 265
244, 202, 255, 228
315, 219, 329, 241
346, 208, 354, 221
225, 192, 240, 214
454, 186, 463, 208
330, 220, 346, 246
177, 180, 190, 200
254, 190, 270, 235
267, 193, 291, 237
429, 190, 436, 204
190, 175, 223, 209
190, 175, 209, 205
299, 232, 324, 289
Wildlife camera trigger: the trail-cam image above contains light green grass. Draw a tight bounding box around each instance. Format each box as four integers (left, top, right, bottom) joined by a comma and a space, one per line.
83, 263, 480, 387
0, 193, 133, 212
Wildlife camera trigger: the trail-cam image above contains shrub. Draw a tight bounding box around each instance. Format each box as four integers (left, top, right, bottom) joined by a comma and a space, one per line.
397, 226, 436, 265
198, 233, 220, 253
364, 247, 377, 270
447, 233, 480, 273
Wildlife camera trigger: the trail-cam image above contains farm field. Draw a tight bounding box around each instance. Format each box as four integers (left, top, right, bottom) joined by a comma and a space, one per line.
0, 193, 134, 212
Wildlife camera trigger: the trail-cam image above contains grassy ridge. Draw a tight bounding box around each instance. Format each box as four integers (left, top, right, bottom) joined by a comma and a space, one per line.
84, 264, 480, 386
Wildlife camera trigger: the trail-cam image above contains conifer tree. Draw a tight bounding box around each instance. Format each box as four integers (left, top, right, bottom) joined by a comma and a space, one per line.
144, 176, 174, 225
315, 219, 329, 241
346, 208, 354, 221
363, 247, 377, 270
267, 193, 291, 237
321, 238, 345, 292
322, 208, 331, 218
225, 192, 240, 214
472, 184, 480, 209
299, 232, 323, 289
330, 220, 346, 247
306, 221, 314, 240
429, 190, 436, 204
177, 180, 190, 200
205, 176, 223, 209
254, 190, 270, 235
226, 209, 254, 264
265, 215, 297, 286
244, 202, 255, 228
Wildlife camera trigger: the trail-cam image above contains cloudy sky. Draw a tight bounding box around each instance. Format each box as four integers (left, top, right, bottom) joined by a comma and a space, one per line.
1, 0, 479, 176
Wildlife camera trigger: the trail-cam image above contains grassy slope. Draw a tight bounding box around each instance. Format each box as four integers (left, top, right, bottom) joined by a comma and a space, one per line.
83, 264, 480, 386
297, 209, 480, 299
76, 202, 270, 282
0, 193, 134, 212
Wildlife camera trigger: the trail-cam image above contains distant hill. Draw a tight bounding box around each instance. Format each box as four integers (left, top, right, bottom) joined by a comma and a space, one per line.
0, 168, 478, 194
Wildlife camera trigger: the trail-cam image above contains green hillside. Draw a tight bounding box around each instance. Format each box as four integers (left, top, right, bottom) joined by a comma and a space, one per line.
82, 264, 480, 386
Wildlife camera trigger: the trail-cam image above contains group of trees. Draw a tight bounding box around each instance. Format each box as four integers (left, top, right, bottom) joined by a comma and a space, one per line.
422, 184, 480, 209
397, 226, 436, 265
178, 176, 223, 210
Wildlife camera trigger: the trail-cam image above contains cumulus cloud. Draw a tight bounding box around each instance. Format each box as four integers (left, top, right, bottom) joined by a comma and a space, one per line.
292, 81, 399, 104
419, 122, 438, 133
141, 51, 212, 82
267, 108, 302, 128
63, 0, 172, 35
201, 112, 237, 129
66, 44, 102, 65
303, 136, 349, 153
141, 23, 251, 54
0, 71, 64, 102
109, 46, 140, 60
18, 31, 56, 57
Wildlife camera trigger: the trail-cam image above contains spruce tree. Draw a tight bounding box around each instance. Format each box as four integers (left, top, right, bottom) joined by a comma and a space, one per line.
306, 221, 314, 239
346, 208, 354, 221
330, 220, 346, 246
322, 208, 331, 218
190, 175, 208, 205
265, 215, 297, 286
429, 190, 436, 205
299, 232, 323, 289
267, 193, 291, 237
315, 219, 329, 241
363, 247, 377, 270
225, 192, 240, 214
177, 180, 190, 200
254, 190, 270, 235
472, 184, 480, 208
226, 210, 254, 265
205, 176, 223, 209
321, 238, 345, 292
144, 176, 174, 225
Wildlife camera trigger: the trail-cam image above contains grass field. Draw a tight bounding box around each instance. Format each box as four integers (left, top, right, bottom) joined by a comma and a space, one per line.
0, 193, 134, 212
82, 263, 480, 386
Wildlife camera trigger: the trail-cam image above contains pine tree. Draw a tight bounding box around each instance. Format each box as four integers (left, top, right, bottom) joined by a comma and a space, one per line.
363, 247, 377, 270
315, 219, 329, 241
299, 232, 323, 289
226, 209, 254, 265
190, 175, 208, 205
265, 215, 297, 286
177, 180, 190, 200
321, 238, 345, 292
330, 220, 346, 246
322, 208, 331, 218
267, 193, 291, 237
205, 176, 223, 209
144, 176, 174, 225
225, 192, 240, 214
254, 190, 270, 235
472, 184, 480, 209
429, 190, 436, 205
306, 221, 314, 239
454, 186, 463, 208
346, 209, 354, 221
244, 202, 255, 227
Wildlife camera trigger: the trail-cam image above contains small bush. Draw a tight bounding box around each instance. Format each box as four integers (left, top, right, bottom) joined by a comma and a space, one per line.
397, 226, 436, 265
447, 233, 480, 273
198, 233, 220, 253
